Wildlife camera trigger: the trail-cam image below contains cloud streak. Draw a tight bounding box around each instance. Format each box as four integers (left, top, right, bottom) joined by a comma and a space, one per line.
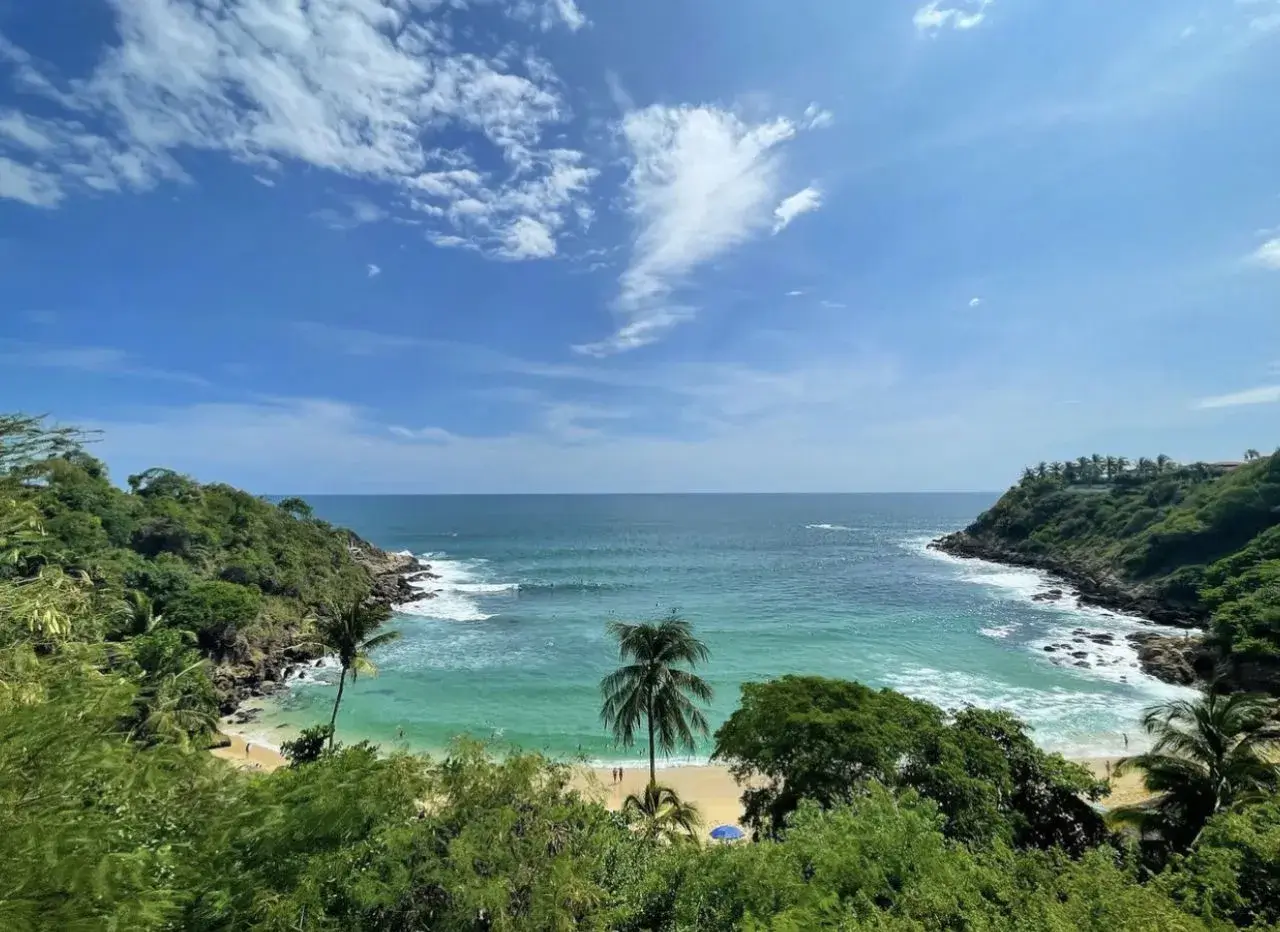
1193, 385, 1280, 409
772, 185, 822, 234
914, 0, 994, 32
577, 104, 817, 355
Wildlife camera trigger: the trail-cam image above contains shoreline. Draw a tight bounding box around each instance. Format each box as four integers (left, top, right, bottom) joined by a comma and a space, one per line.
208, 731, 1152, 824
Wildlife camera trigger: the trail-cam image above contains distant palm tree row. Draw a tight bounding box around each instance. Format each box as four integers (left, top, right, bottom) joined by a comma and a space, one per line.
1018, 449, 1270, 487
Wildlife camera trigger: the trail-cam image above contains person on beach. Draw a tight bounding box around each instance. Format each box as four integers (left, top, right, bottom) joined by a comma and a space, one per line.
1123, 733, 1129, 751
246, 742, 251, 758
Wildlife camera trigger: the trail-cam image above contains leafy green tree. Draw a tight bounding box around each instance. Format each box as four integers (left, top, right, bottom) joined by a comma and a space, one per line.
714, 676, 1107, 849
279, 724, 333, 766
1160, 796, 1280, 928
622, 782, 702, 844
165, 580, 262, 660
600, 612, 713, 787
1114, 689, 1280, 851
1244, 449, 1262, 462
308, 599, 400, 749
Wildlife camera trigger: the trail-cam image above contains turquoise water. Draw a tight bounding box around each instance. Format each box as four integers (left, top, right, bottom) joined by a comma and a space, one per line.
246, 494, 1194, 762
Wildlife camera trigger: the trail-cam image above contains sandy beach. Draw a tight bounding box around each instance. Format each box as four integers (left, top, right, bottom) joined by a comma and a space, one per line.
209, 731, 1150, 829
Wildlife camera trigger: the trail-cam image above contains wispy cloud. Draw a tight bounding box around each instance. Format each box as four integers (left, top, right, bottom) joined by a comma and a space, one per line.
914, 0, 994, 33
312, 199, 387, 231
0, 0, 593, 259
786, 289, 806, 297
292, 322, 421, 357
969, 297, 983, 307
389, 425, 454, 443
1250, 237, 1280, 269
577, 104, 820, 355
366, 263, 382, 278
772, 185, 822, 234
1193, 385, 1280, 409
0, 343, 208, 386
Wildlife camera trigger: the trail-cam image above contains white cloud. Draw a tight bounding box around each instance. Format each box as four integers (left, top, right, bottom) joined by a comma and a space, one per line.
1193, 385, 1280, 409
313, 198, 388, 231
0, 156, 62, 206
914, 0, 994, 32
786, 289, 806, 297
819, 300, 847, 309
1251, 237, 1280, 269
772, 185, 822, 234
0, 0, 594, 257
252, 174, 276, 187
508, 0, 589, 32
499, 215, 557, 259
389, 425, 454, 443
0, 342, 208, 385
802, 104, 833, 130
367, 263, 382, 278
969, 297, 983, 307
579, 104, 808, 355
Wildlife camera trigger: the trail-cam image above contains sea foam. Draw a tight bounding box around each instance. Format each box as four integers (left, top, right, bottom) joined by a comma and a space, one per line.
395, 553, 516, 622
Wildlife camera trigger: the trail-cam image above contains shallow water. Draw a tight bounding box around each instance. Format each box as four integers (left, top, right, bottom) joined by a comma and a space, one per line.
245, 494, 1193, 761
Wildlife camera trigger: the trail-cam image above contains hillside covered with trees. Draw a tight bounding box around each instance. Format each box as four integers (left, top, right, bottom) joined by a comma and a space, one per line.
934, 450, 1280, 689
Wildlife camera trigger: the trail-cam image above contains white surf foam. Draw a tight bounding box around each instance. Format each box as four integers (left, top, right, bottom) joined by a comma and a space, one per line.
395, 553, 515, 622
881, 665, 1180, 758
806, 523, 855, 531
903, 534, 1200, 730
979, 625, 1016, 639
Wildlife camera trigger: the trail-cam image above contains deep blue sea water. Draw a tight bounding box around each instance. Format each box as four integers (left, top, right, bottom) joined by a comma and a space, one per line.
245, 494, 1194, 762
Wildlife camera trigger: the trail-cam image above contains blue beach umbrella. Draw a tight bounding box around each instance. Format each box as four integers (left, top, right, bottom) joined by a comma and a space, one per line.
709, 824, 744, 842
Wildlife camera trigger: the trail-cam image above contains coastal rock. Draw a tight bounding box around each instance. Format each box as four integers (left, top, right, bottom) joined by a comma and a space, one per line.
1074, 661, 1090, 668
1032, 588, 1065, 602
345, 531, 426, 608
930, 532, 1204, 629
1043, 645, 1056, 652
1070, 651, 1089, 659
1127, 633, 1216, 687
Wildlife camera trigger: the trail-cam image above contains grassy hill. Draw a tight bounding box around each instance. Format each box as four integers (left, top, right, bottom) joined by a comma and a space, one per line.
934, 451, 1280, 687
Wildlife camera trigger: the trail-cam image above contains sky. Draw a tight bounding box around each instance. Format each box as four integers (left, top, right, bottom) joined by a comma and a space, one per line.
1, 0, 1278, 494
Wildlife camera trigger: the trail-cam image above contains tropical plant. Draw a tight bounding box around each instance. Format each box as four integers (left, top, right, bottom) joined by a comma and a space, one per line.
600, 612, 713, 786
308, 600, 401, 749
1113, 689, 1280, 850
1245, 449, 1262, 462
622, 782, 702, 843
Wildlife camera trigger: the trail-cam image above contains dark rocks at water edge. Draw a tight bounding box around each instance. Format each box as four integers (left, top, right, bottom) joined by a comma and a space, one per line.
1126, 633, 1216, 687
1030, 588, 1064, 602
930, 531, 1204, 628
345, 531, 438, 606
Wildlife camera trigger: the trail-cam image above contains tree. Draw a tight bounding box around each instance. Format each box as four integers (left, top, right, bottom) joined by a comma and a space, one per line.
309, 600, 400, 749
1114, 689, 1280, 851
1157, 453, 1173, 473
622, 782, 702, 844
600, 612, 713, 787
1036, 461, 1048, 479
713, 676, 1106, 847
1244, 449, 1261, 462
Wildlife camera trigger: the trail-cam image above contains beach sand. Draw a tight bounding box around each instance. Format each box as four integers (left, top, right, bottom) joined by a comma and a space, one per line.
207, 733, 1151, 829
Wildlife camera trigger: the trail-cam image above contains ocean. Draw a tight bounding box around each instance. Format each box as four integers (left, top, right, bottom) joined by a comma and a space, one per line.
245, 493, 1195, 763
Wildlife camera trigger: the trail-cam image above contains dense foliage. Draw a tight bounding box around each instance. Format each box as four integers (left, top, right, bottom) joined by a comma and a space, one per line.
964, 451, 1280, 662
0, 414, 381, 736
7, 665, 1275, 932
6, 414, 1280, 930
712, 676, 1109, 852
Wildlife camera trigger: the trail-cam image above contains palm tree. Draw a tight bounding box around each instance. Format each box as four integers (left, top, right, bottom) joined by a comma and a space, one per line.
1090, 453, 1104, 482
310, 600, 401, 749
1136, 457, 1155, 477
1244, 449, 1261, 462
1156, 453, 1172, 473
1036, 461, 1048, 479
123, 590, 164, 635
600, 613, 713, 787
622, 782, 703, 843
1113, 690, 1280, 850
1021, 467, 1035, 483
1048, 462, 1064, 478
1103, 456, 1117, 481
1115, 456, 1130, 476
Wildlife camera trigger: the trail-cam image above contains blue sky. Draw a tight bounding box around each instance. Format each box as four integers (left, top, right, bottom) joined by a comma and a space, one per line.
1, 0, 1278, 493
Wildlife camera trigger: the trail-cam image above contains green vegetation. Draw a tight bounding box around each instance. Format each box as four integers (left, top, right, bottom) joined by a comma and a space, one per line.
1113, 692, 1280, 852
712, 675, 1109, 852
302, 598, 402, 748
7, 412, 1280, 930
0, 414, 396, 745
600, 611, 714, 785
957, 449, 1280, 670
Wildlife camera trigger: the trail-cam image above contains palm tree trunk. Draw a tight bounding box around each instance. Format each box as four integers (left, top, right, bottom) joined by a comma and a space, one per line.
328, 666, 347, 750
647, 696, 656, 787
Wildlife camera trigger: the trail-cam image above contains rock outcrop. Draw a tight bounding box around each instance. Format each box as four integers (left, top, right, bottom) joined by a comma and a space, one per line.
931, 532, 1204, 628
1126, 632, 1216, 687
346, 531, 437, 607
